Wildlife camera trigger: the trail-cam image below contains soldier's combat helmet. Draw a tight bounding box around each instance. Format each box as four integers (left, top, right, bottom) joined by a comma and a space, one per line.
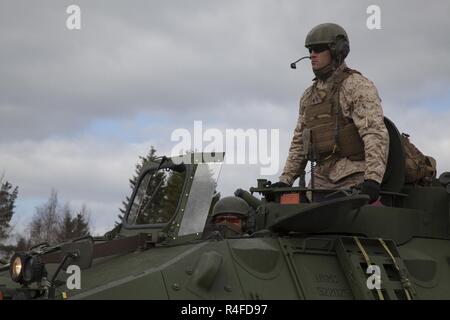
211, 196, 249, 219
305, 23, 350, 64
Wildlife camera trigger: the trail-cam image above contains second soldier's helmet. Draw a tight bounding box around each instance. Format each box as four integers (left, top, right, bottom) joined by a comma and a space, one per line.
305, 23, 350, 63
212, 196, 250, 219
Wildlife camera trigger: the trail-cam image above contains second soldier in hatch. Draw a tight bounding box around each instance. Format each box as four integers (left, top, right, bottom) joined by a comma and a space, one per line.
273, 23, 389, 203
210, 196, 250, 238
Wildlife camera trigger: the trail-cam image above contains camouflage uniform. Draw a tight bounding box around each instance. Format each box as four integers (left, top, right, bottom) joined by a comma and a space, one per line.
279, 63, 389, 189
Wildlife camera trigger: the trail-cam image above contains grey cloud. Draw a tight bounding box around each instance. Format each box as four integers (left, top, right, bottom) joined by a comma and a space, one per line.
2, 1, 449, 141
2, 1, 450, 233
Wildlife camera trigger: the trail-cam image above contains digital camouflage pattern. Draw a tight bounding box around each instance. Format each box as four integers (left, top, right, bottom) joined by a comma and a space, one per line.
280, 63, 389, 189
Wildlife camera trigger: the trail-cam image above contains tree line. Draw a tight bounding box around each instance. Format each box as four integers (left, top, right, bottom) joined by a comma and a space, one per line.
0, 175, 18, 245
0, 187, 90, 259
0, 175, 90, 261
0, 146, 176, 260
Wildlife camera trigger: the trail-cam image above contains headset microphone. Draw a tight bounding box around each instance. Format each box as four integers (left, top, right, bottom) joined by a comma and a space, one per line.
290, 56, 311, 69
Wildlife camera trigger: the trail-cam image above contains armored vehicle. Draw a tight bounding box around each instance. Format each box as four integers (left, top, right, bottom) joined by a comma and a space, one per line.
0, 119, 449, 300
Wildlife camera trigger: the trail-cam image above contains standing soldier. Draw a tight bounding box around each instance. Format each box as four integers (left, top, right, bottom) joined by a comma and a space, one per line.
273, 23, 389, 203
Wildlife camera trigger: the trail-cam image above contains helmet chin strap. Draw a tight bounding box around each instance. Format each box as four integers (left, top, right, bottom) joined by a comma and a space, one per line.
313, 63, 335, 80
313, 57, 344, 80
217, 221, 242, 237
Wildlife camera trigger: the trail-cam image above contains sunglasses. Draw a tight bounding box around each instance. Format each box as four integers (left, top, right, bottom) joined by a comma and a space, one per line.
214, 215, 241, 225
308, 45, 329, 54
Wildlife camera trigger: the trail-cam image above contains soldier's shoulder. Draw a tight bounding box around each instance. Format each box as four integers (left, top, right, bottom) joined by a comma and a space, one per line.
343, 69, 378, 92
300, 84, 314, 107
301, 84, 315, 100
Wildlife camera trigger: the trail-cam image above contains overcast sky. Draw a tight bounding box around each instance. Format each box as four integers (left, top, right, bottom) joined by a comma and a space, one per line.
1, 0, 449, 238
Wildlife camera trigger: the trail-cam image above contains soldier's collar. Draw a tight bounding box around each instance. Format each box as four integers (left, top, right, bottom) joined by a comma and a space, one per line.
312, 62, 348, 83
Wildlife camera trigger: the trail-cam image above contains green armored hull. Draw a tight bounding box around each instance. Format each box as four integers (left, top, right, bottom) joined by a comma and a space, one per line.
1, 119, 449, 300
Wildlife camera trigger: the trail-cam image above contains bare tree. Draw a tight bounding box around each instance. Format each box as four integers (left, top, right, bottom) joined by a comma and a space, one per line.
29, 189, 61, 245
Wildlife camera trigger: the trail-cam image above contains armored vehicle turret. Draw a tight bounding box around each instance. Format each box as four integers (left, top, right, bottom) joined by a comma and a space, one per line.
1, 119, 449, 300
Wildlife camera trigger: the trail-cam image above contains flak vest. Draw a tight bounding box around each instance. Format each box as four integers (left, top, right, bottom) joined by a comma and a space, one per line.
302, 67, 365, 163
